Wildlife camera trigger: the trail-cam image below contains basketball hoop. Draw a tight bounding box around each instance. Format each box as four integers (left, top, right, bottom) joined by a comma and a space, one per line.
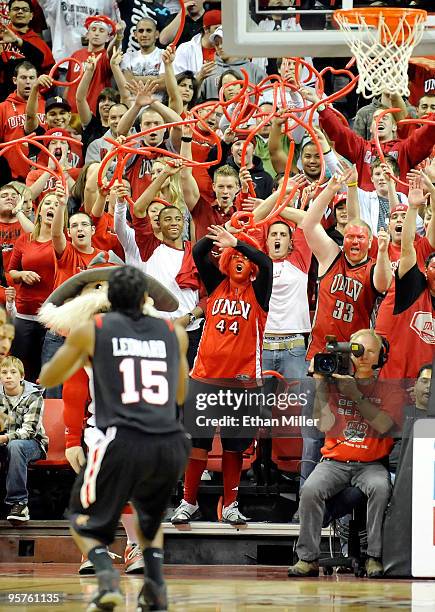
334, 8, 427, 98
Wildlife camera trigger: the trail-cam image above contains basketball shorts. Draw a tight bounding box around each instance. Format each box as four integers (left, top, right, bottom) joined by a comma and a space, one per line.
68, 426, 191, 544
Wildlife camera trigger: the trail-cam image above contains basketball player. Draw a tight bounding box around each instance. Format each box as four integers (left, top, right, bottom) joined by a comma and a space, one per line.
171, 225, 273, 526
40, 266, 191, 612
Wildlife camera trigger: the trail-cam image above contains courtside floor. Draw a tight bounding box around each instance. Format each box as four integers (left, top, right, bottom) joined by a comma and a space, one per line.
0, 565, 434, 611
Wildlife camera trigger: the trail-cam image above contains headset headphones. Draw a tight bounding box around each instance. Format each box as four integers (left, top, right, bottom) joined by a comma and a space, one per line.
376, 336, 390, 369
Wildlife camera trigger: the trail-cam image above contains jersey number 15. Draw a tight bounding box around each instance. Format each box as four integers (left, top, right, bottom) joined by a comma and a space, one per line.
119, 357, 169, 405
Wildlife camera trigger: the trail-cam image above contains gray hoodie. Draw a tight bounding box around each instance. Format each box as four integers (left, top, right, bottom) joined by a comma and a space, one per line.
199, 57, 267, 102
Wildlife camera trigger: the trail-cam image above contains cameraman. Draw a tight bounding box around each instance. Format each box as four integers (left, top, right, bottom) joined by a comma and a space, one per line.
288, 329, 401, 579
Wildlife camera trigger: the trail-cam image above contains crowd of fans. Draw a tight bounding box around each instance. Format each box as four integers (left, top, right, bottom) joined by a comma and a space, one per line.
0, 0, 434, 577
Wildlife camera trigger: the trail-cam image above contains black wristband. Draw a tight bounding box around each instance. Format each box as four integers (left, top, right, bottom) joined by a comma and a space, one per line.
181, 136, 193, 142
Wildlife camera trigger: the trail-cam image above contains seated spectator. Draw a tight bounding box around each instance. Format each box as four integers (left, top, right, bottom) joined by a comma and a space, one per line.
8, 0, 54, 74
0, 61, 45, 182
288, 329, 398, 578
37, 0, 120, 63
0, 356, 48, 524
121, 18, 163, 86
8, 192, 66, 382
159, 0, 205, 46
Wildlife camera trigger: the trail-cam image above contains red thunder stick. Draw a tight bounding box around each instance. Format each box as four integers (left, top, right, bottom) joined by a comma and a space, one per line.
48, 57, 84, 87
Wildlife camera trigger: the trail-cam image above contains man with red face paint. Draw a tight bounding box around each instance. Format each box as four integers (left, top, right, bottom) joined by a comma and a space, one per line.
379, 179, 435, 380
171, 225, 273, 526
302, 171, 392, 362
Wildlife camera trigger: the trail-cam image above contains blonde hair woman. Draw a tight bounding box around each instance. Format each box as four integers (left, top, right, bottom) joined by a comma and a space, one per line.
8, 192, 68, 382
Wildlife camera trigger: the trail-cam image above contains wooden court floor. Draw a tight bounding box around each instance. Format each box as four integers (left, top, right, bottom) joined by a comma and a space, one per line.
0, 564, 434, 611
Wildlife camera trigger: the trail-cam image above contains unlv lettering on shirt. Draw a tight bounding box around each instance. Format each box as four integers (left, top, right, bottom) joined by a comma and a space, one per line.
8, 113, 45, 130
330, 274, 363, 301
425, 78, 435, 93
211, 298, 252, 320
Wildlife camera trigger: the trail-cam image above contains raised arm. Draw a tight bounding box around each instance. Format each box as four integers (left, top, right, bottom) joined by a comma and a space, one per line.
51, 183, 67, 256
110, 47, 130, 107
113, 184, 142, 265
299, 173, 353, 272
398, 177, 426, 278
268, 113, 288, 174
192, 234, 226, 295
12, 198, 35, 233
179, 124, 199, 211
117, 79, 159, 137
159, 11, 185, 46
134, 160, 183, 217
252, 174, 306, 225
373, 228, 392, 293
82, 162, 100, 215
25, 75, 53, 134
76, 55, 102, 128
162, 47, 183, 115
343, 164, 360, 224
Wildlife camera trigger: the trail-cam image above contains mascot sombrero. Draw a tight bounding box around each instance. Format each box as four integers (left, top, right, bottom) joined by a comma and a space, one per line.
38, 251, 178, 574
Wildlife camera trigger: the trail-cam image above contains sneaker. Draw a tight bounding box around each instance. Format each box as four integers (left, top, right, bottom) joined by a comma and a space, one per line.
201, 470, 212, 481
221, 501, 248, 526
287, 559, 319, 577
170, 500, 200, 525
79, 550, 122, 575
125, 543, 144, 574
137, 578, 167, 612
87, 569, 123, 611
365, 556, 384, 578
79, 555, 95, 575
7, 503, 29, 523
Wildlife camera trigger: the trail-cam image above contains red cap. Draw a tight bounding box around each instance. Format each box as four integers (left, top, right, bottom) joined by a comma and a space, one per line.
45, 128, 71, 143
333, 192, 347, 207
390, 204, 408, 216
84, 15, 116, 36
203, 10, 222, 28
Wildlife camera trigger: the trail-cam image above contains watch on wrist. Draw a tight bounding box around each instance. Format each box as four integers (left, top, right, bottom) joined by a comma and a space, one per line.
188, 312, 197, 325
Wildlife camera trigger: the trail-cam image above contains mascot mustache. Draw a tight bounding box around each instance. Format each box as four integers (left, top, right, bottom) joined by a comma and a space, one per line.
38, 287, 158, 337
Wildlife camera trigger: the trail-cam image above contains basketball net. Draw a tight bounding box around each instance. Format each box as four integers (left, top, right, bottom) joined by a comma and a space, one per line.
334, 9, 427, 98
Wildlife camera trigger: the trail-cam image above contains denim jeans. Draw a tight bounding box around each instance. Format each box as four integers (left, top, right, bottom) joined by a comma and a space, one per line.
40, 331, 65, 398
262, 343, 308, 380
4, 439, 44, 505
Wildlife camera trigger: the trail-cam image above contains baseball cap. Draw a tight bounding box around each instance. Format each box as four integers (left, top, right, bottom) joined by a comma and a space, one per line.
44, 127, 71, 145
333, 193, 347, 207
209, 25, 223, 44
389, 204, 408, 216
45, 97, 71, 113
203, 10, 222, 28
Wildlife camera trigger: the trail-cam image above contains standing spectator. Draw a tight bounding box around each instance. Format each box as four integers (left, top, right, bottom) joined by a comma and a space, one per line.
121, 18, 163, 85
379, 179, 435, 380
85, 103, 129, 163
408, 57, 435, 107
8, 193, 66, 382
161, 10, 220, 81
0, 61, 45, 181
228, 136, 274, 201
200, 26, 266, 101
119, 0, 170, 54
8, 0, 54, 74
0, 184, 24, 273
0, 356, 48, 524
353, 92, 415, 141
302, 88, 435, 191
159, 0, 205, 46
66, 16, 117, 114
37, 0, 120, 63
76, 54, 120, 155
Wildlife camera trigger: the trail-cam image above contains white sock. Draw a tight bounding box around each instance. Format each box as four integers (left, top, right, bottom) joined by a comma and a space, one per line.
121, 513, 138, 546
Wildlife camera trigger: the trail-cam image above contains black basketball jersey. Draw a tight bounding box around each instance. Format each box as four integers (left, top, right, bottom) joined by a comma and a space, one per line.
92, 312, 182, 434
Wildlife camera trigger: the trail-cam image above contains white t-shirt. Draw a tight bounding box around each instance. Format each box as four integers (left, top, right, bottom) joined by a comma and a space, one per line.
121, 48, 163, 78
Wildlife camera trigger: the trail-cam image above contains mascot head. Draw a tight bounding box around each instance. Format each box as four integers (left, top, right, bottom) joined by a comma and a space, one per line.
38, 251, 178, 336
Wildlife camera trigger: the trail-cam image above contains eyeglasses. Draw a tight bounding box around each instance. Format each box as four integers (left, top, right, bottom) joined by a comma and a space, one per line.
10, 7, 32, 12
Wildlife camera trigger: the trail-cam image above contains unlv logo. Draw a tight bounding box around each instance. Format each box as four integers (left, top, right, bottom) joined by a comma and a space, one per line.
410, 311, 435, 345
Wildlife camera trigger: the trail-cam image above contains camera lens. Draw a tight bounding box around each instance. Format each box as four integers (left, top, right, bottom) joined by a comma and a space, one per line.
315, 355, 336, 374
